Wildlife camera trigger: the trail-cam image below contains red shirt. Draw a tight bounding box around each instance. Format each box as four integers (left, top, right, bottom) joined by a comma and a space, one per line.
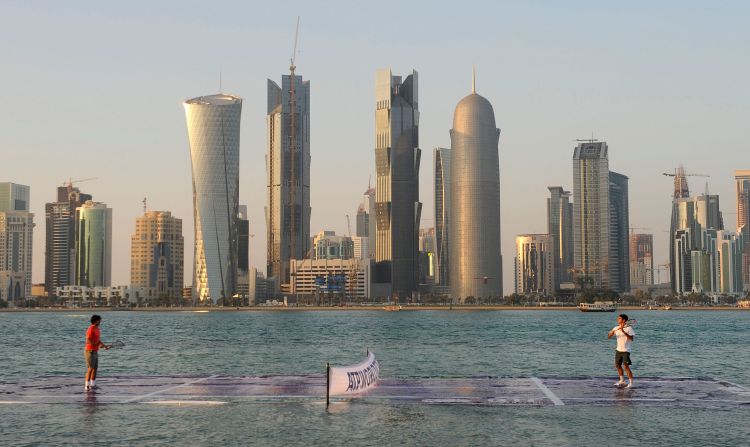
85, 325, 100, 351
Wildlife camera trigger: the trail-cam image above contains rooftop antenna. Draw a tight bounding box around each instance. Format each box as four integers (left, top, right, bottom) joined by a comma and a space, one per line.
471, 64, 476, 94
142, 197, 147, 213
219, 72, 222, 93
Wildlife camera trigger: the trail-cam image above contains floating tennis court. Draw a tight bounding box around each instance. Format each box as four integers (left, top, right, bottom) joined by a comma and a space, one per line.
1, 375, 748, 408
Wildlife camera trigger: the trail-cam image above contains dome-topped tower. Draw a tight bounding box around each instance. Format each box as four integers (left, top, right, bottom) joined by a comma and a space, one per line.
449, 72, 503, 301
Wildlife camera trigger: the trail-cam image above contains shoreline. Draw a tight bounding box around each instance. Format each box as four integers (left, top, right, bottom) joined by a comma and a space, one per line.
1, 305, 748, 312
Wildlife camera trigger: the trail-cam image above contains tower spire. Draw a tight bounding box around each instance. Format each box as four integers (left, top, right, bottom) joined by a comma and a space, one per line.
472, 65, 476, 94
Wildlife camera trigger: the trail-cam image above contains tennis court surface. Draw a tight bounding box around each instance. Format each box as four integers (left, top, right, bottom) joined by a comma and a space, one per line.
1, 375, 748, 408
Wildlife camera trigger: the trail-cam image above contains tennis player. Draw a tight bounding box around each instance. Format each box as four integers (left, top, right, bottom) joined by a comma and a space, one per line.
607, 313, 635, 388
85, 315, 111, 391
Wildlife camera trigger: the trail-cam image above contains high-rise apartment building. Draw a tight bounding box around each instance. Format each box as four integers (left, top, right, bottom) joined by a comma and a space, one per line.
237, 205, 250, 297
355, 185, 376, 259
267, 73, 311, 288
130, 211, 184, 301
609, 172, 630, 293
0, 183, 34, 301
672, 193, 724, 294
450, 80, 502, 301
434, 147, 451, 288
374, 68, 421, 298
75, 201, 112, 287
312, 230, 353, 260
734, 170, 750, 291
514, 234, 554, 296
572, 141, 610, 290
547, 186, 573, 290
419, 227, 436, 286
184, 93, 242, 303
629, 233, 654, 287
45, 185, 92, 295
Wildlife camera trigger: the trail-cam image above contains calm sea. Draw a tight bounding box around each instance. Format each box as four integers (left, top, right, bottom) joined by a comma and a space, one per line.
1, 310, 748, 446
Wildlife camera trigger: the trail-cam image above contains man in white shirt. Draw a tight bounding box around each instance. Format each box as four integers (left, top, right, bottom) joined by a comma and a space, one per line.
607, 313, 635, 388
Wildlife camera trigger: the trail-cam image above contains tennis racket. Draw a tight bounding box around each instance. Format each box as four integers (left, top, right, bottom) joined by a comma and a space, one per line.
107, 340, 125, 349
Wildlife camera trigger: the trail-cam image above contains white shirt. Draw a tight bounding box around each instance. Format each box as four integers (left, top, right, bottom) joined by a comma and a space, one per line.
612, 326, 635, 352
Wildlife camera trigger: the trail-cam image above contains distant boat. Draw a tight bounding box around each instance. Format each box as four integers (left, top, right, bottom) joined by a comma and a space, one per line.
383, 305, 402, 312
578, 301, 617, 312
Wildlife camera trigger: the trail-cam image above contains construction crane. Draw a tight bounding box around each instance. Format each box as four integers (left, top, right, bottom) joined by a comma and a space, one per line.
288, 16, 301, 271
346, 214, 352, 237
662, 170, 709, 178
62, 177, 97, 194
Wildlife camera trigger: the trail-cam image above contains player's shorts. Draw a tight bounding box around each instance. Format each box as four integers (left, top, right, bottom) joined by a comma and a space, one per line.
85, 350, 98, 369
615, 350, 632, 366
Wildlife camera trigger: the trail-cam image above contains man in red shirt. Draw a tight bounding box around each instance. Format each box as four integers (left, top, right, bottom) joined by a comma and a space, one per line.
85, 315, 110, 391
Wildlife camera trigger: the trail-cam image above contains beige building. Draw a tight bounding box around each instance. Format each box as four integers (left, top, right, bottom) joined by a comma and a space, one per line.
514, 234, 554, 296
130, 211, 184, 302
289, 258, 371, 301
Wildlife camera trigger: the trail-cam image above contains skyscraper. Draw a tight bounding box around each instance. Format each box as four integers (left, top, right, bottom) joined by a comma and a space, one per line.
669, 166, 691, 291
237, 205, 250, 298
672, 193, 724, 294
514, 234, 554, 296
734, 170, 750, 291
355, 184, 375, 259
184, 94, 242, 303
629, 233, 654, 286
130, 211, 184, 301
266, 73, 311, 288
75, 201, 112, 287
434, 147, 451, 288
572, 141, 610, 290
374, 68, 421, 298
45, 185, 92, 295
609, 171, 630, 293
450, 77, 502, 301
0, 183, 34, 302
547, 186, 573, 290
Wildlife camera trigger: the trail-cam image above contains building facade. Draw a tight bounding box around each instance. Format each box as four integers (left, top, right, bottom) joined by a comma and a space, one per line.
45, 186, 92, 295
184, 94, 242, 303
289, 258, 371, 301
734, 170, 750, 291
0, 184, 34, 301
312, 230, 353, 260
450, 83, 502, 301
629, 233, 654, 287
266, 74, 311, 288
572, 142, 610, 290
434, 147, 451, 289
130, 211, 184, 302
672, 193, 725, 295
514, 234, 554, 296
374, 68, 422, 299
547, 186, 573, 291
75, 201, 112, 287
609, 172, 630, 293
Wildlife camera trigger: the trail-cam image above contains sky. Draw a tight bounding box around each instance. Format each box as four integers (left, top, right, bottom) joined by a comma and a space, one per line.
2, 1, 749, 294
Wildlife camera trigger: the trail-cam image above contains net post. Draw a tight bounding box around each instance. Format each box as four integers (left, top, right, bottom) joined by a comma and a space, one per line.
326, 362, 330, 407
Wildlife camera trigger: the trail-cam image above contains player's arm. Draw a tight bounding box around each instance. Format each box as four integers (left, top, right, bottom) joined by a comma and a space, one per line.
607, 328, 616, 339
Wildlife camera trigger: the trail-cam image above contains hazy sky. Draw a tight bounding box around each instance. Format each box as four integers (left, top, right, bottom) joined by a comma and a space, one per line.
2, 1, 749, 293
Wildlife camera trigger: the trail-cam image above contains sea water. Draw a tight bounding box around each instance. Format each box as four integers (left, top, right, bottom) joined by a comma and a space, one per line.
1, 310, 748, 446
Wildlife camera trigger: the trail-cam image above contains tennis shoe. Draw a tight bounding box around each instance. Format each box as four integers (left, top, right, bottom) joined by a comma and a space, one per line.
625, 382, 633, 389
614, 380, 625, 387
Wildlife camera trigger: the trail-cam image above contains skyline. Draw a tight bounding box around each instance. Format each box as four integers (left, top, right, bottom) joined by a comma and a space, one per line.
3, 2, 750, 294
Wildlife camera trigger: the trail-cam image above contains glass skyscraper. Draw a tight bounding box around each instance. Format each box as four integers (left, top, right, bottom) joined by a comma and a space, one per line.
434, 147, 451, 289
450, 83, 503, 301
184, 94, 242, 304
75, 201, 112, 287
374, 68, 422, 299
266, 74, 311, 288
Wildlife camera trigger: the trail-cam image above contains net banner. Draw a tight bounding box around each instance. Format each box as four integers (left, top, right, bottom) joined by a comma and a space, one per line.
328, 352, 379, 397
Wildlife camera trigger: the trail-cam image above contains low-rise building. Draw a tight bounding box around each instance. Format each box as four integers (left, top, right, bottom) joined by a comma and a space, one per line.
56, 285, 131, 306
289, 258, 370, 301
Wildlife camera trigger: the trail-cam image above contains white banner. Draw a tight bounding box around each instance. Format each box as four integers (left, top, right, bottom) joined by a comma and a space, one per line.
328, 352, 379, 397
